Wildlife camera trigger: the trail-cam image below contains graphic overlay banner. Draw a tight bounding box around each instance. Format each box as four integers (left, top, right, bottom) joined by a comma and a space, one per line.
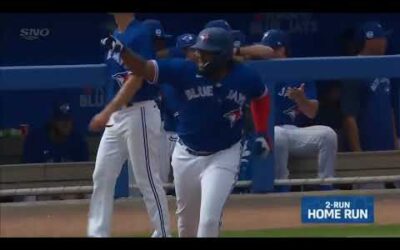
302, 196, 374, 224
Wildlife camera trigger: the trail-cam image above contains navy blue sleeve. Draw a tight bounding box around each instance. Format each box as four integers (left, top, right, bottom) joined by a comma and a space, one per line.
151, 58, 188, 89
340, 80, 361, 117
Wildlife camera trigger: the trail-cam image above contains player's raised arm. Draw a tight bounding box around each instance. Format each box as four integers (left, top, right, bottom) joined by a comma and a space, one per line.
101, 36, 157, 82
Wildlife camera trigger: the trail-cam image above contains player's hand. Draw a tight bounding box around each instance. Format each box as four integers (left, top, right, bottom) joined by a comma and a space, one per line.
89, 111, 112, 132
100, 36, 124, 54
252, 134, 272, 156
286, 83, 306, 102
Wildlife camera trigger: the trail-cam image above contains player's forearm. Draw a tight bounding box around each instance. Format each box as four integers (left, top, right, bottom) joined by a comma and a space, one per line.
250, 95, 271, 134
103, 75, 144, 115
343, 116, 362, 151
120, 47, 155, 82
296, 99, 319, 119
237, 45, 276, 60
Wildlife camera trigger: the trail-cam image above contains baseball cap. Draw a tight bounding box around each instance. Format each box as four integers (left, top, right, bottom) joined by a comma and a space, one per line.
143, 19, 173, 39
53, 103, 72, 121
231, 30, 246, 48
260, 29, 290, 49
355, 21, 391, 41
204, 19, 232, 31
176, 33, 197, 49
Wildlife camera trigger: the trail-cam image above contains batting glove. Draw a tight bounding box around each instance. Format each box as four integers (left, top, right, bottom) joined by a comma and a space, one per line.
100, 36, 124, 54
252, 133, 272, 156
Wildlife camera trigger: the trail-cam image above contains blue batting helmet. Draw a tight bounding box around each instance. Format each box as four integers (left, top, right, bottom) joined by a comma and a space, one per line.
191, 27, 234, 76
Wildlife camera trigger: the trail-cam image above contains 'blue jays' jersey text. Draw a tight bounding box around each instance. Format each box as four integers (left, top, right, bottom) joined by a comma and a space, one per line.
106, 19, 159, 104
275, 82, 317, 127
151, 59, 267, 152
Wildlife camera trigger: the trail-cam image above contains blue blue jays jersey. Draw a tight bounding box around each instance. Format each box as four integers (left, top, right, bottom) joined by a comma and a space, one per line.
275, 82, 317, 127
105, 19, 159, 104
159, 84, 181, 132
22, 127, 89, 163
152, 59, 267, 152
342, 77, 394, 151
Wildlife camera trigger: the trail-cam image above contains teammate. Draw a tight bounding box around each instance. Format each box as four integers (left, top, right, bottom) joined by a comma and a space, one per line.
174, 33, 197, 60
142, 19, 173, 59
91, 27, 271, 237
23, 103, 88, 163
340, 21, 398, 189
87, 13, 170, 238
260, 29, 337, 191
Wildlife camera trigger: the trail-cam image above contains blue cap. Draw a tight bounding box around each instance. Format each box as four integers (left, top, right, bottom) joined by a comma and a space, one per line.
204, 19, 232, 31
231, 30, 246, 48
143, 19, 172, 39
260, 29, 289, 49
53, 103, 72, 120
176, 33, 197, 49
356, 21, 391, 41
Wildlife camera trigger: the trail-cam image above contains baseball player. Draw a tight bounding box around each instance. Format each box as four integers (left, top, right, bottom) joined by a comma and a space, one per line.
92, 27, 271, 237
341, 21, 398, 189
87, 13, 170, 237
261, 29, 337, 191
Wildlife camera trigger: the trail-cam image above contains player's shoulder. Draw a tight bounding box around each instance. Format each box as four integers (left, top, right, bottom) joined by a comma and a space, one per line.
233, 62, 262, 81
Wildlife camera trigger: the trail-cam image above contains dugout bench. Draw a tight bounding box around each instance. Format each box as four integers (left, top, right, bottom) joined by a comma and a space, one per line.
1, 134, 400, 194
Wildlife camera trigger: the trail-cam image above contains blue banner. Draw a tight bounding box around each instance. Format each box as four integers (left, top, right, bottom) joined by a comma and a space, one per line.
301, 196, 374, 224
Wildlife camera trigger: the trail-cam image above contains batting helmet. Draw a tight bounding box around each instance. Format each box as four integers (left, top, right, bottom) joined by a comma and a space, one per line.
191, 27, 234, 76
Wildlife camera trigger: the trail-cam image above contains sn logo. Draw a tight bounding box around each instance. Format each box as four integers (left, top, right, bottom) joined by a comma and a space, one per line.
20, 28, 51, 41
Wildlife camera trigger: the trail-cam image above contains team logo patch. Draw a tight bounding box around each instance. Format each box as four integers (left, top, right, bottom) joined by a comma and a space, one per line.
112, 71, 130, 87
223, 109, 243, 128
182, 34, 194, 42
200, 33, 209, 41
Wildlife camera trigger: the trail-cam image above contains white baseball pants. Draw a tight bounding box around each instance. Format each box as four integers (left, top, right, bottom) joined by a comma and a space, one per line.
171, 140, 241, 237
274, 125, 337, 179
87, 100, 170, 237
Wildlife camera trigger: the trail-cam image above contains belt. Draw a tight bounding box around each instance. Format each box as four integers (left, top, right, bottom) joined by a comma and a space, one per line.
178, 139, 214, 156
185, 147, 214, 156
